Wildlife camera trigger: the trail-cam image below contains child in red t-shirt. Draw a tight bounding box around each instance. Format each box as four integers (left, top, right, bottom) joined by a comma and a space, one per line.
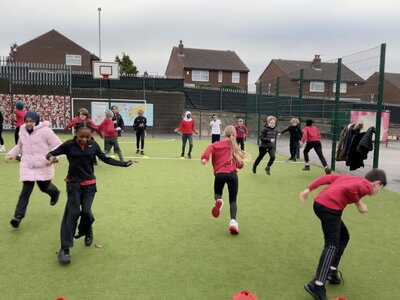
174, 111, 198, 159
235, 118, 248, 151
201, 125, 250, 234
98, 110, 124, 161
299, 168, 387, 300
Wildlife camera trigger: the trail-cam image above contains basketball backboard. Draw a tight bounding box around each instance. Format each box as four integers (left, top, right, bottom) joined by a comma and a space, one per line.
92, 61, 120, 80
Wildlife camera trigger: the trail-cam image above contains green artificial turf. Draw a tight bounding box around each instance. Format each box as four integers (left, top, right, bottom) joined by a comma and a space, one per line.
0, 132, 399, 300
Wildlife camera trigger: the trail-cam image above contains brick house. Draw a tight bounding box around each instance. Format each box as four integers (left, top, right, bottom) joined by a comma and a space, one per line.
9, 29, 98, 71
257, 55, 365, 99
165, 41, 249, 90
363, 72, 400, 105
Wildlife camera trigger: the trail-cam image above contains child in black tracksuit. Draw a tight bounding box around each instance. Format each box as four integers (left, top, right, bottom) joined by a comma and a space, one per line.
133, 110, 147, 155
252, 116, 278, 176
47, 121, 134, 265
280, 117, 302, 161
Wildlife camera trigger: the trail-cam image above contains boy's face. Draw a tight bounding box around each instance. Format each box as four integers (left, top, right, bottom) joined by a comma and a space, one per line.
291, 121, 298, 126
79, 113, 87, 120
213, 115, 217, 121
75, 128, 92, 144
267, 119, 276, 128
238, 120, 243, 125
25, 117, 36, 130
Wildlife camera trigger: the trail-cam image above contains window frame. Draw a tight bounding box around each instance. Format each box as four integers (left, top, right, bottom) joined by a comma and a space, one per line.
310, 81, 325, 92
191, 70, 209, 82
333, 82, 347, 93
232, 72, 240, 83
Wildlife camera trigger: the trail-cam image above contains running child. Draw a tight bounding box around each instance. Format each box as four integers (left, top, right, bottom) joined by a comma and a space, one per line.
5, 111, 62, 228
13, 101, 25, 145
235, 118, 248, 151
175, 111, 198, 159
46, 121, 135, 265
280, 117, 302, 161
201, 125, 250, 234
299, 169, 386, 300
0, 109, 5, 152
111, 105, 125, 137
252, 115, 278, 176
301, 119, 331, 174
98, 109, 125, 161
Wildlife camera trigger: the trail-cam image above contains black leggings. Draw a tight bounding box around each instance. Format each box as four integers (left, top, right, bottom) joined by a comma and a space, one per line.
0, 124, 4, 145
214, 172, 238, 220
14, 126, 20, 145
253, 146, 276, 168
313, 202, 350, 283
303, 141, 328, 167
236, 138, 245, 151
14, 180, 59, 218
136, 131, 145, 150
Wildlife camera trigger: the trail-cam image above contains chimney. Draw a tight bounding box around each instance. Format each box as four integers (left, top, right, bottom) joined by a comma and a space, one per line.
312, 54, 321, 68
178, 40, 184, 55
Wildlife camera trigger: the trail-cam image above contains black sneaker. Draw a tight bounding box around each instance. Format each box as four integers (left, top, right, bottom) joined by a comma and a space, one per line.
50, 189, 61, 206
302, 165, 310, 171
293, 157, 297, 162
140, 150, 145, 155
288, 157, 294, 161
325, 167, 332, 175
180, 153, 184, 158
327, 269, 342, 285
252, 164, 256, 174
304, 281, 328, 300
265, 167, 271, 176
136, 149, 140, 154
188, 153, 192, 159
57, 248, 71, 265
85, 228, 93, 246
10, 216, 22, 228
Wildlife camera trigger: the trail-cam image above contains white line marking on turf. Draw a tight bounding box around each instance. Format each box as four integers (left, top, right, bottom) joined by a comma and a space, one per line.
119, 139, 176, 144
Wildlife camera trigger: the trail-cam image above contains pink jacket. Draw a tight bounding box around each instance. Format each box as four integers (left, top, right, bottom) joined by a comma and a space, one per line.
7, 122, 62, 182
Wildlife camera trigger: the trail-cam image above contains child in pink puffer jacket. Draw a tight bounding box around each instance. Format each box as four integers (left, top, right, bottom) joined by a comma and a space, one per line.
5, 111, 62, 228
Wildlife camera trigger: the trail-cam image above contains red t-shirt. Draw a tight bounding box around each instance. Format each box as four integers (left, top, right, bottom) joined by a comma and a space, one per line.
301, 125, 321, 143
201, 140, 244, 174
177, 119, 196, 135
98, 118, 117, 138
15, 110, 25, 127
308, 174, 374, 211
64, 116, 99, 132
235, 125, 248, 138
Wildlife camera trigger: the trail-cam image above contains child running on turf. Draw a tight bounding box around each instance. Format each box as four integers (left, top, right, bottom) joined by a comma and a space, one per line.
301, 119, 331, 174
235, 118, 248, 151
175, 111, 198, 159
299, 168, 387, 300
201, 125, 250, 234
280, 117, 302, 161
46, 121, 135, 265
5, 111, 62, 228
98, 109, 124, 161
252, 115, 278, 176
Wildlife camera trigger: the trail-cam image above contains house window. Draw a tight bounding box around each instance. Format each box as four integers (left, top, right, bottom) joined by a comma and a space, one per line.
218, 71, 223, 83
333, 82, 347, 93
232, 72, 240, 83
310, 81, 325, 92
192, 70, 209, 82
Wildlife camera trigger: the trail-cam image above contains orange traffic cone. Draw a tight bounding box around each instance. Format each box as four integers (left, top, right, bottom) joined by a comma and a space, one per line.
233, 290, 258, 300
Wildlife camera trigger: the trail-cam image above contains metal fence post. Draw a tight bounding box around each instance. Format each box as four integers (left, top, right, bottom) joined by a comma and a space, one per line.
298, 69, 304, 120
373, 43, 386, 168
275, 77, 280, 116
330, 58, 342, 171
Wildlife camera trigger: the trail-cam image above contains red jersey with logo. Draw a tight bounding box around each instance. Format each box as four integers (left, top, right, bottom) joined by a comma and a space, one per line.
177, 119, 196, 135
302, 125, 321, 143
235, 125, 248, 138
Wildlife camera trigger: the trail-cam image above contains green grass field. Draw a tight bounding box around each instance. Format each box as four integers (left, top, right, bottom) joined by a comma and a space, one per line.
0, 132, 399, 300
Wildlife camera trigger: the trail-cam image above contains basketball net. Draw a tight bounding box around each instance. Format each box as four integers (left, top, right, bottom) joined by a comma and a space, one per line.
101, 73, 110, 79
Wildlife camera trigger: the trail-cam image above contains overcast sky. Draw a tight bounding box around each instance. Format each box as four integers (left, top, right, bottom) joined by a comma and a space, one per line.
1, 0, 399, 90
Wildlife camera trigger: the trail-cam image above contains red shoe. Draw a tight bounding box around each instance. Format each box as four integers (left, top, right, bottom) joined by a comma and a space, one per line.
229, 219, 239, 234
211, 199, 223, 218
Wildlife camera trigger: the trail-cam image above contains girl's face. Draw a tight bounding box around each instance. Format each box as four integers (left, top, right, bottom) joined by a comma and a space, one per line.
25, 117, 36, 130
75, 128, 92, 144
79, 113, 87, 120
268, 119, 276, 127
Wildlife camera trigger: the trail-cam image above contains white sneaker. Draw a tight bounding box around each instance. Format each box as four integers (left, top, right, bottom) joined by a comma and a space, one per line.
0, 145, 5, 152
229, 219, 239, 234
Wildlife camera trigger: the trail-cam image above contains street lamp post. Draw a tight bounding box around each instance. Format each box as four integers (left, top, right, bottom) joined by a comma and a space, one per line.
98, 7, 102, 61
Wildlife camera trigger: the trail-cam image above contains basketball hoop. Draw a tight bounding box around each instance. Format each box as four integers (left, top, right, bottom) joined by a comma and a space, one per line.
101, 73, 110, 79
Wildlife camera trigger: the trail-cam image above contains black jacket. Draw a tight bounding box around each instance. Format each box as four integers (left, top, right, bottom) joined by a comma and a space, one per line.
112, 113, 124, 130
281, 125, 302, 141
47, 139, 129, 182
133, 116, 147, 132
259, 125, 278, 148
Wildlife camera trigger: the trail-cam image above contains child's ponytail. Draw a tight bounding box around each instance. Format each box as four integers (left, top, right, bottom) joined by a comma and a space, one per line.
224, 125, 251, 164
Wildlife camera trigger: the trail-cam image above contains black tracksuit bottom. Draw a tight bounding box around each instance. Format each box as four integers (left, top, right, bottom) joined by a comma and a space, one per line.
136, 131, 145, 150
14, 180, 59, 218
253, 146, 276, 168
303, 141, 328, 167
313, 202, 350, 283
214, 172, 238, 220
61, 182, 96, 249
289, 139, 300, 159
